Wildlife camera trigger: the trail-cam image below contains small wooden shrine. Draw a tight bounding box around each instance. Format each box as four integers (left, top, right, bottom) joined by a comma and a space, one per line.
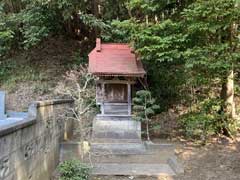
88, 38, 146, 116
87, 41, 183, 173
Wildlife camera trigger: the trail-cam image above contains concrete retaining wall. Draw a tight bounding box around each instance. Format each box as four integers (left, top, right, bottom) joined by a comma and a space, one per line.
0, 99, 74, 180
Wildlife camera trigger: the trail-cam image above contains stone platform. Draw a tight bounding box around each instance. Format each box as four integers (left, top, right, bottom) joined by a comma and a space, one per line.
60, 141, 184, 177
91, 114, 144, 155
92, 115, 141, 140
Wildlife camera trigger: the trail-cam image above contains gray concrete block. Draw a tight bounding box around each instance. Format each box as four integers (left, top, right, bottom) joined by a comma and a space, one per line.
93, 119, 141, 132
0, 91, 6, 120
92, 117, 142, 141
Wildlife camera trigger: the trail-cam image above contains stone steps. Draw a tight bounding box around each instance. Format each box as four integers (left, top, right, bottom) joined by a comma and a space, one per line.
60, 141, 184, 176
92, 131, 141, 140
103, 103, 128, 110
91, 163, 176, 176
92, 138, 142, 143
91, 142, 146, 155
96, 114, 131, 121
104, 110, 129, 115
91, 151, 170, 164
92, 113, 143, 155
103, 103, 129, 115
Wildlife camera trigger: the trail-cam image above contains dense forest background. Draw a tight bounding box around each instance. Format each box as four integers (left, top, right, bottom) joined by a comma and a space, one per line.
0, 0, 240, 140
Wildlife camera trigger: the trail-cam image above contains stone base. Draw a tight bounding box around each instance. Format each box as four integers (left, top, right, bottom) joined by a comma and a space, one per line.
91, 114, 144, 155
92, 115, 141, 140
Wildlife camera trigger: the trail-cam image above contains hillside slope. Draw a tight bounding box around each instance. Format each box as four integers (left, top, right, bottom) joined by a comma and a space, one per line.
0, 37, 82, 111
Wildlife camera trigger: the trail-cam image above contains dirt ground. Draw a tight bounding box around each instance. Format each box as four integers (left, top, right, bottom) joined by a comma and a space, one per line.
91, 136, 240, 180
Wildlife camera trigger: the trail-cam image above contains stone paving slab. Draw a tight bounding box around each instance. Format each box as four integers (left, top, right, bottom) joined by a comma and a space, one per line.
92, 163, 176, 176
91, 142, 146, 155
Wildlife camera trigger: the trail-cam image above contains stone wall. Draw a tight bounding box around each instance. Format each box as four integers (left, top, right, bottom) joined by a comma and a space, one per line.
0, 99, 74, 180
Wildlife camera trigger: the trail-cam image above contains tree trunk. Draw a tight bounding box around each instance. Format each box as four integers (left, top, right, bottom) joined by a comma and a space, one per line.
220, 1, 239, 119
220, 69, 236, 118
93, 0, 100, 37
146, 120, 150, 141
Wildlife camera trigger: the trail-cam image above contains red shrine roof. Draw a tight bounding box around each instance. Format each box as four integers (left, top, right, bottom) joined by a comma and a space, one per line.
88, 39, 146, 77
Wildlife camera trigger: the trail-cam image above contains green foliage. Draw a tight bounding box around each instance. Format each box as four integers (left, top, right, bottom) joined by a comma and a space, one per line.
0, 1, 59, 54
102, 0, 129, 20
0, 29, 14, 56
114, 0, 240, 139
55, 0, 89, 20
101, 20, 136, 43
182, 0, 240, 80
20, 6, 53, 49
181, 112, 217, 141
127, 0, 186, 20
115, 0, 240, 106
0, 3, 14, 56
180, 98, 239, 140
133, 90, 159, 140
79, 13, 109, 32
133, 90, 160, 121
134, 20, 187, 62
0, 0, 109, 56
108, 19, 188, 109
58, 160, 91, 180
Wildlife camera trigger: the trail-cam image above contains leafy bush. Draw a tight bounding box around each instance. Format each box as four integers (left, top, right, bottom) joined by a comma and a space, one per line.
180, 112, 217, 140
0, 29, 14, 56
20, 3, 61, 49
180, 98, 239, 140
58, 160, 91, 180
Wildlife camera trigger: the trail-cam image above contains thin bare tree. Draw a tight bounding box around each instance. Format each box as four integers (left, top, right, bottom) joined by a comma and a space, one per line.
56, 65, 97, 161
